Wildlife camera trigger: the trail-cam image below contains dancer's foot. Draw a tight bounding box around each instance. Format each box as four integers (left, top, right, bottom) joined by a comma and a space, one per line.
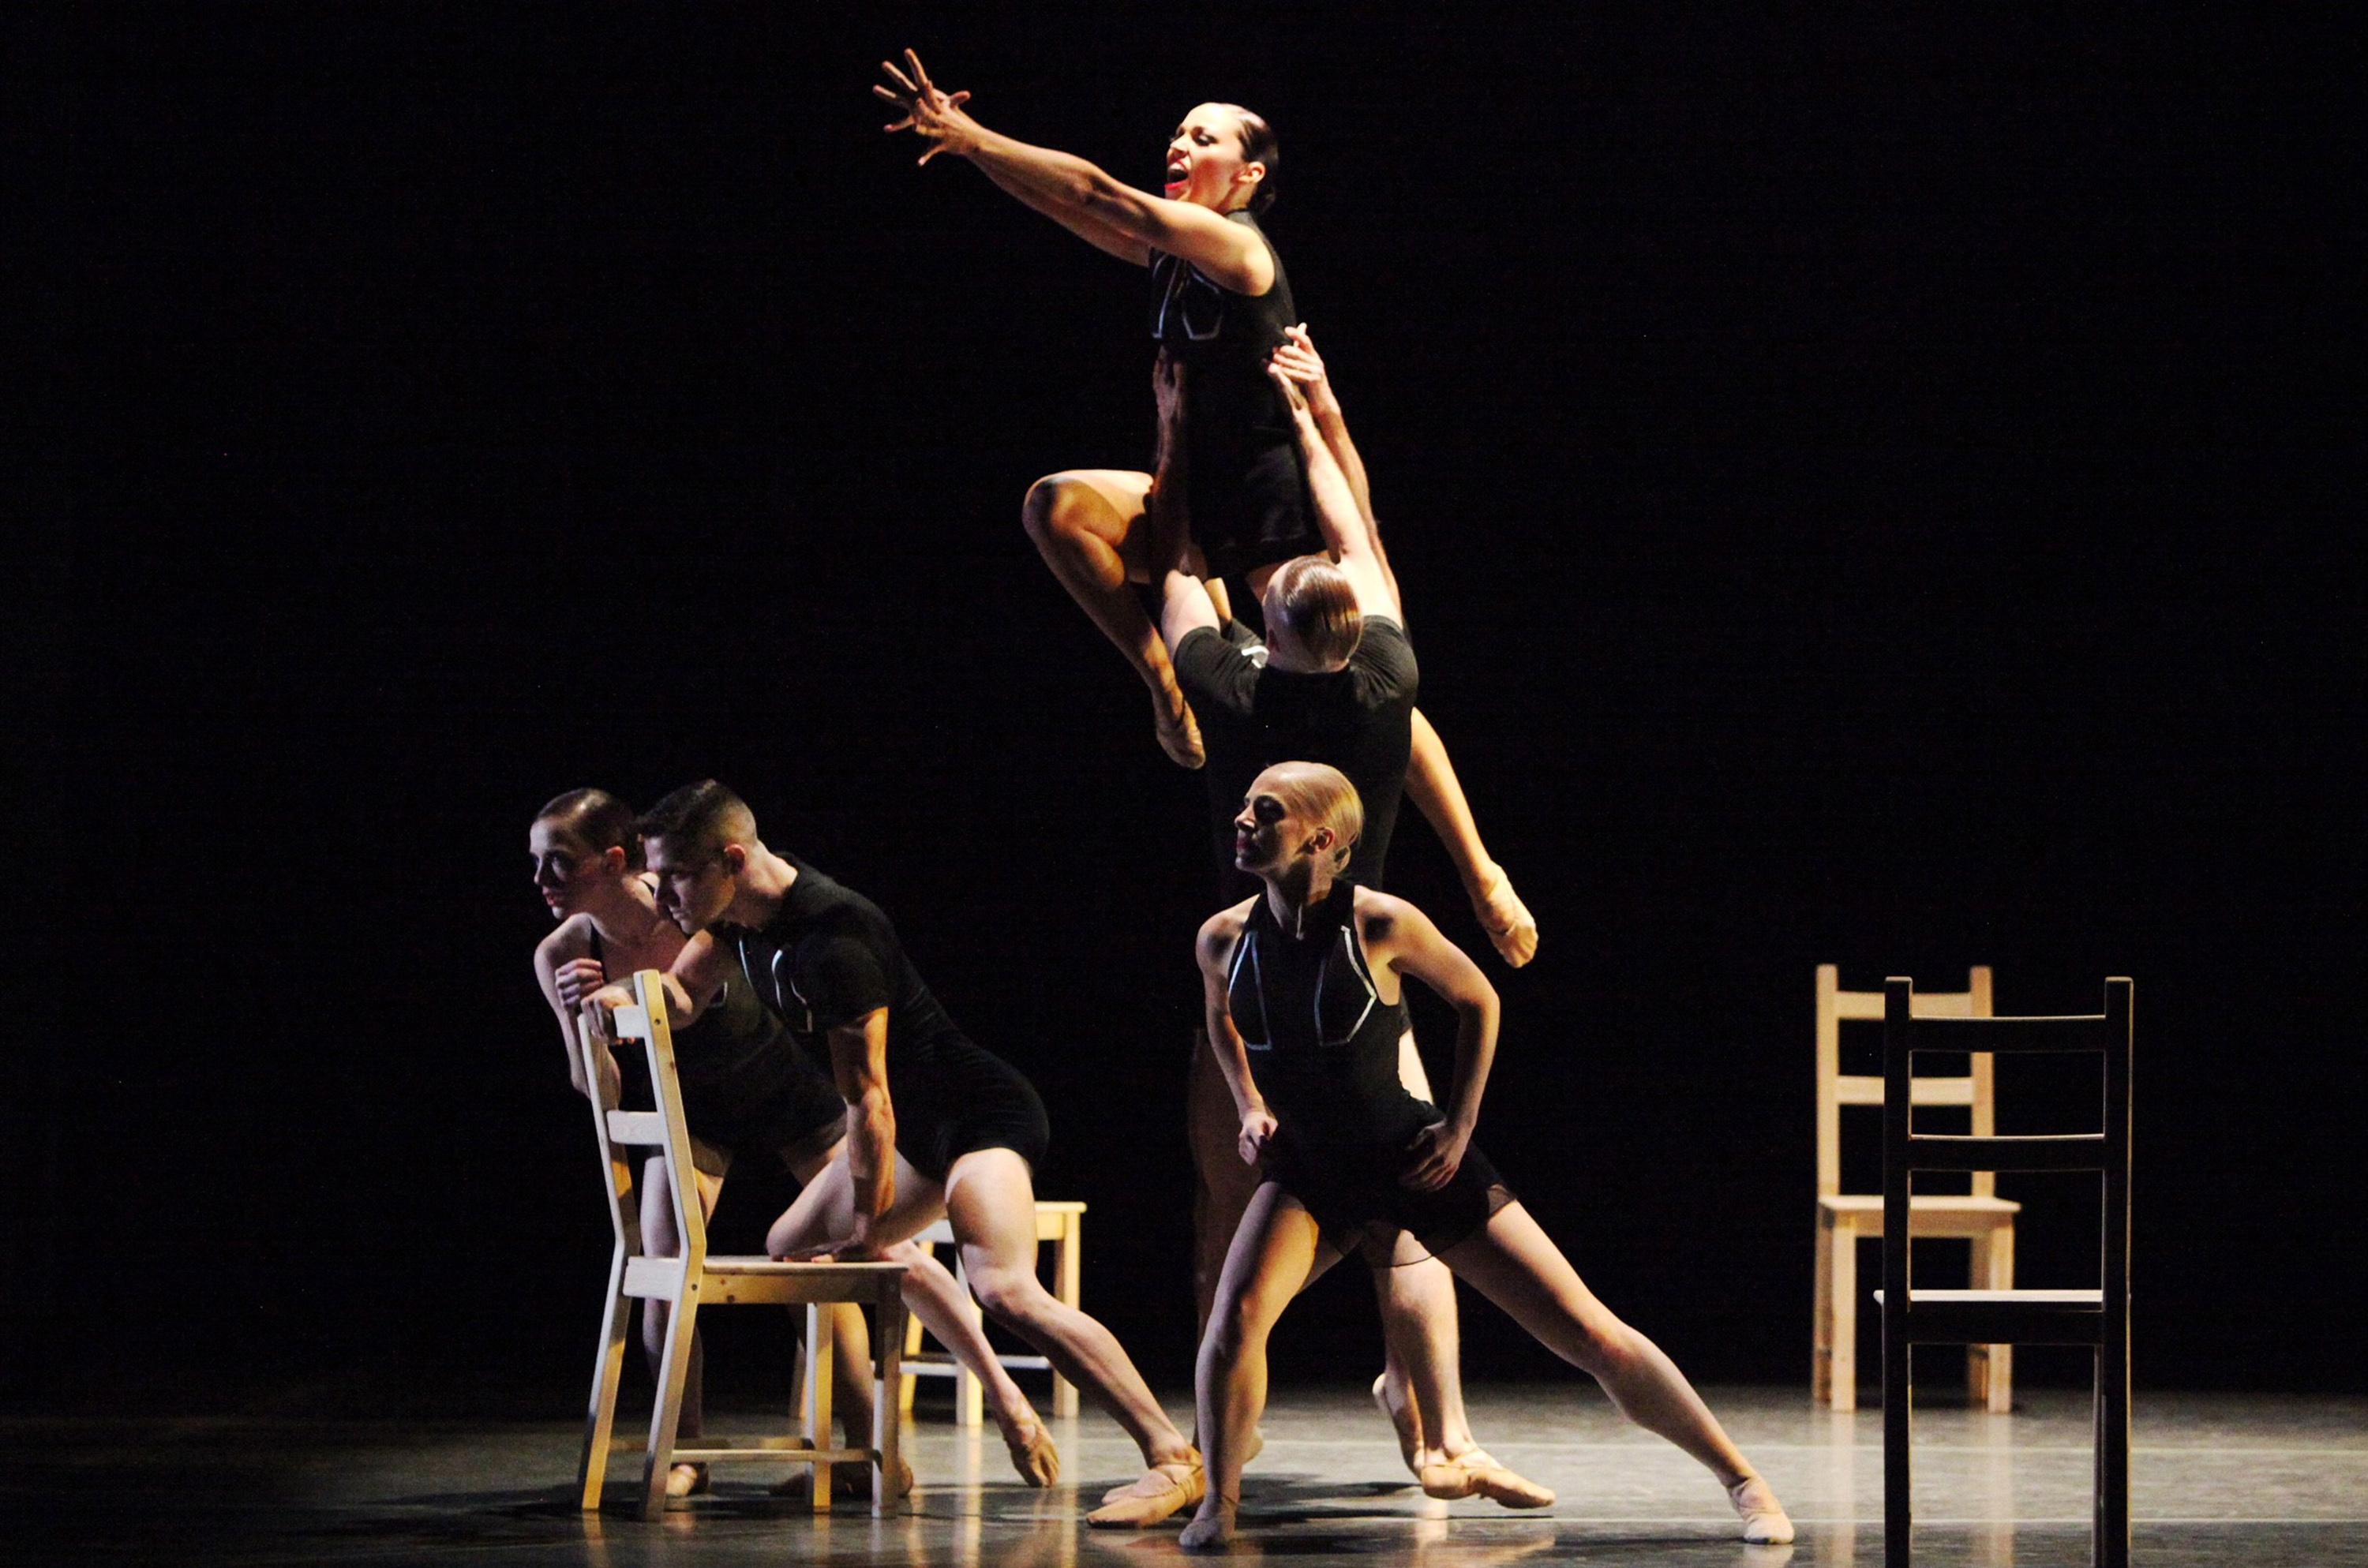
1086, 1453, 1205, 1528
664, 1461, 710, 1500
1154, 686, 1205, 769
1105, 1431, 1253, 1503
1178, 1498, 1238, 1551
1728, 1474, 1796, 1544
1469, 863, 1538, 967
1372, 1372, 1424, 1479
1420, 1449, 1556, 1510
996, 1409, 1060, 1488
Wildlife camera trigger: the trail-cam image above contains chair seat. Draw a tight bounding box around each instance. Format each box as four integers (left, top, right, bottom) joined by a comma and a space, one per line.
1874, 1288, 2100, 1306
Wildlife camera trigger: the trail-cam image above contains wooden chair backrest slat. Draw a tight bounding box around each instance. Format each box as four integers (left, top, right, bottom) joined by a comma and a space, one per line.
1816, 964, 1996, 1199
580, 971, 707, 1269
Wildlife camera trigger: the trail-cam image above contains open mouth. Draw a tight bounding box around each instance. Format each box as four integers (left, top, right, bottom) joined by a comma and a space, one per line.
1164, 161, 1190, 193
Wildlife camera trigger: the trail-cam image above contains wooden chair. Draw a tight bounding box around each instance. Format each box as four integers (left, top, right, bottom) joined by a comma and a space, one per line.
1879, 976, 2132, 1567
574, 969, 910, 1519
897, 1202, 1085, 1423
1816, 964, 2019, 1412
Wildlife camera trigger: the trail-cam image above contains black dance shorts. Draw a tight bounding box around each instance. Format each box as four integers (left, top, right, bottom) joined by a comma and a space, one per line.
891, 1033, 1051, 1183
1267, 1122, 1516, 1267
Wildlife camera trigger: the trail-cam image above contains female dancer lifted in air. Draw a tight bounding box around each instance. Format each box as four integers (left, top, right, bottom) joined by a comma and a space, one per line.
876, 49, 1318, 769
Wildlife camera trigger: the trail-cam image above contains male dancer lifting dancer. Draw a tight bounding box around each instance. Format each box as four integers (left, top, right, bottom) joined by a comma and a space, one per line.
1155, 335, 1549, 1504
602, 783, 1207, 1526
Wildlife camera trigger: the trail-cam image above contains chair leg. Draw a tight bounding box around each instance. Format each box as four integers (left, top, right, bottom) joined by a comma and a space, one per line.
1973, 1226, 2014, 1413
1830, 1219, 1860, 1413
899, 1242, 927, 1417
873, 1289, 908, 1519
642, 1284, 699, 1521
1051, 1212, 1081, 1419
804, 1302, 835, 1512
578, 1251, 631, 1511
1813, 1212, 1836, 1405
1883, 1321, 1911, 1566
2097, 1311, 2130, 1567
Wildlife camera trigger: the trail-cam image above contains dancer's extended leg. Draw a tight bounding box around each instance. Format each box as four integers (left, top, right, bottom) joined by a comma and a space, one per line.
1021, 468, 1204, 768
937, 1148, 1197, 1523
1441, 1202, 1793, 1543
1406, 709, 1538, 967
1182, 1182, 1335, 1550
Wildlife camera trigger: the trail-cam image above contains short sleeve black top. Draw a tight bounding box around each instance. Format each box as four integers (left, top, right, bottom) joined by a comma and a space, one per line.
1171, 616, 1419, 894
725, 855, 962, 1064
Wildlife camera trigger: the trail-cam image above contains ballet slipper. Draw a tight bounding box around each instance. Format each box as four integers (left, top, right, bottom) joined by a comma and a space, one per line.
1728, 1474, 1795, 1544
1103, 1431, 1253, 1503
999, 1416, 1060, 1488
1419, 1449, 1555, 1510
663, 1461, 710, 1499
1154, 689, 1206, 770
1178, 1500, 1238, 1551
1085, 1454, 1205, 1528
1371, 1372, 1425, 1478
1470, 864, 1538, 967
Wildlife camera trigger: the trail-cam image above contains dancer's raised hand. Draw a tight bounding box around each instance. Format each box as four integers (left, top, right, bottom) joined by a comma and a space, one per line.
1268, 323, 1338, 410
875, 49, 979, 165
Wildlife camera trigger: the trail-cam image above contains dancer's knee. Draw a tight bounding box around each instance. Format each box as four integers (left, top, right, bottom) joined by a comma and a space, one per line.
1021, 475, 1077, 550
1201, 1287, 1280, 1370
966, 1263, 1051, 1328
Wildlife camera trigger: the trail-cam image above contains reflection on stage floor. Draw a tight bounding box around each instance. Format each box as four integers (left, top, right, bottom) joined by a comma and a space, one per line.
6, 1384, 2362, 1566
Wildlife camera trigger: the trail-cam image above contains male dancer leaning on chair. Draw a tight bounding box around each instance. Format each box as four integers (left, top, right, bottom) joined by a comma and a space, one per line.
532, 788, 1058, 1498
590, 783, 1208, 1527
1145, 329, 1551, 1507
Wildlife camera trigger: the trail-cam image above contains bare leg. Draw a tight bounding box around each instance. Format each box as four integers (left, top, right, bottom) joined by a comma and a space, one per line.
639, 1152, 727, 1499
1021, 468, 1203, 768
935, 1150, 1196, 1523
1182, 1183, 1335, 1550
1441, 1202, 1794, 1544
783, 1141, 1054, 1484
1404, 708, 1537, 967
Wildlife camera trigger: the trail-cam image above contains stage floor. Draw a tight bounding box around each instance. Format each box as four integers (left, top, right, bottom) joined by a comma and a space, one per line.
6, 1385, 2362, 1566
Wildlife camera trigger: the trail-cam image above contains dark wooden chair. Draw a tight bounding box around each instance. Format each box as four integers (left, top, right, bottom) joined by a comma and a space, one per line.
1878, 976, 2132, 1568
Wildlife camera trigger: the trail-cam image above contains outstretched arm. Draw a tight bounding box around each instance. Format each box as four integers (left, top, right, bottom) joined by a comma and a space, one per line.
1269, 363, 1396, 617
1271, 325, 1399, 616
877, 51, 1271, 293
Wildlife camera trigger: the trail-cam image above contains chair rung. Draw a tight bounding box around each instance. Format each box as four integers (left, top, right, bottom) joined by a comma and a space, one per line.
1876, 1287, 2108, 1345
903, 1353, 1055, 1377
671, 1443, 878, 1464
1901, 1132, 2107, 1171
1904, 1013, 2112, 1052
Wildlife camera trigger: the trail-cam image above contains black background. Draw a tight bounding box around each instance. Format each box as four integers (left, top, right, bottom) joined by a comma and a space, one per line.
16, 5, 2359, 1416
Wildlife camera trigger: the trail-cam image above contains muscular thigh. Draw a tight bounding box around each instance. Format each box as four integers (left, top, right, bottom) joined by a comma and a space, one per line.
1040, 468, 1156, 578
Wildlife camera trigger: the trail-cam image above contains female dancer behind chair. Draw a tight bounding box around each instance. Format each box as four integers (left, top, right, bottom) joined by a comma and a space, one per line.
1180, 765, 1796, 1549
529, 789, 1060, 1492
876, 49, 1321, 769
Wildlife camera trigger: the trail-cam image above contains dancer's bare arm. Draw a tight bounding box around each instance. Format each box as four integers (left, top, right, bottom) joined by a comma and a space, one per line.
1269, 326, 1377, 541
534, 920, 616, 1102
878, 51, 1271, 293
826, 1008, 898, 1254
1356, 890, 1500, 1191
1197, 904, 1279, 1164
1269, 364, 1396, 617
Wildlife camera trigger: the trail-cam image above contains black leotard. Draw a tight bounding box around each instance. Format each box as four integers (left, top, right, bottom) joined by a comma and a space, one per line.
1152, 208, 1323, 580
589, 922, 846, 1165
1171, 615, 1419, 900
726, 855, 1049, 1183
1224, 879, 1510, 1259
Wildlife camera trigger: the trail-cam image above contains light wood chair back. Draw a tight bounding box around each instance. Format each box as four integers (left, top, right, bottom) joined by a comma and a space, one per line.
1818, 964, 1997, 1199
